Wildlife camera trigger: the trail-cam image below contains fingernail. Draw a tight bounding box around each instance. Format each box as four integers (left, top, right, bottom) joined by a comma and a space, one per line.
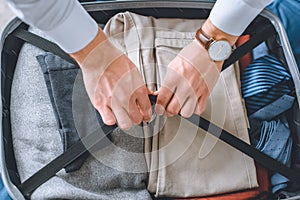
105, 119, 116, 126
155, 104, 165, 116
120, 125, 131, 131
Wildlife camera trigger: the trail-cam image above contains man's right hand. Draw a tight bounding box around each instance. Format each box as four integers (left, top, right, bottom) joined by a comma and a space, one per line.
71, 29, 152, 130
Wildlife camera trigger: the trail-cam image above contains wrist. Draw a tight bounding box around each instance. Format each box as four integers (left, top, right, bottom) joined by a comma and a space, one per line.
201, 18, 238, 46
70, 28, 107, 65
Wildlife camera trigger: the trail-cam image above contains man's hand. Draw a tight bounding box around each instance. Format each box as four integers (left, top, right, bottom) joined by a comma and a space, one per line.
155, 19, 238, 117
71, 29, 152, 130
155, 40, 222, 117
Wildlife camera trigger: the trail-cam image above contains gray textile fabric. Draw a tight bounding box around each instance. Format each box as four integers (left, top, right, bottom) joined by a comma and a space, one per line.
10, 28, 151, 200
36, 53, 91, 172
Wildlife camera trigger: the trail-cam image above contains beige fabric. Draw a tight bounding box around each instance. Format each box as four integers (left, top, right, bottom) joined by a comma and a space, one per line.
104, 12, 258, 198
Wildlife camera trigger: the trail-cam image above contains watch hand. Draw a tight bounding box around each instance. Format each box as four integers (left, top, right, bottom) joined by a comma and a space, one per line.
217, 45, 223, 56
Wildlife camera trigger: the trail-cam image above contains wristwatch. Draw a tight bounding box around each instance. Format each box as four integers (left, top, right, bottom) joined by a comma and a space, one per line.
195, 28, 232, 62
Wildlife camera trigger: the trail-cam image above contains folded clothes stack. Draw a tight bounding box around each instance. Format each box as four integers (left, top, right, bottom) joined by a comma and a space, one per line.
241, 54, 294, 194
249, 0, 300, 197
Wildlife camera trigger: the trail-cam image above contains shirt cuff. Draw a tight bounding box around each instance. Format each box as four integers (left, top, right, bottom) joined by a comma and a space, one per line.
43, 2, 98, 53
209, 0, 271, 36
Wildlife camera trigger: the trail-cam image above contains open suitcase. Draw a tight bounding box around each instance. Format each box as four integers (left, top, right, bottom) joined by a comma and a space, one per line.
1, 1, 300, 199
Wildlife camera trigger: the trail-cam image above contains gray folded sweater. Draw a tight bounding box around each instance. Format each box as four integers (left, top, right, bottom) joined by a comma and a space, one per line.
10, 28, 151, 200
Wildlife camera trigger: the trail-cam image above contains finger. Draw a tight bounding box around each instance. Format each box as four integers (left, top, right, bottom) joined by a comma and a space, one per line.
166, 95, 181, 116
194, 95, 209, 115
147, 88, 155, 95
155, 86, 174, 115
180, 96, 197, 118
128, 97, 144, 125
113, 107, 133, 130
136, 95, 152, 122
98, 106, 117, 126
194, 104, 202, 116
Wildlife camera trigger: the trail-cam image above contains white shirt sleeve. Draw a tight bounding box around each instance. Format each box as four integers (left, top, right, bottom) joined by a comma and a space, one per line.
210, 0, 274, 36
7, 0, 98, 53
7, 0, 273, 52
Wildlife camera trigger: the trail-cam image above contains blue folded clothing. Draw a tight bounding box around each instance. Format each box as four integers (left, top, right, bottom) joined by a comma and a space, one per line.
0, 178, 11, 200
241, 54, 292, 115
241, 54, 294, 193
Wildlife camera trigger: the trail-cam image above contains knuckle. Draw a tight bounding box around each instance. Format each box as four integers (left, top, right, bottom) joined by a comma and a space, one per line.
156, 95, 168, 106
134, 89, 144, 97
93, 100, 104, 111
133, 118, 143, 125
156, 97, 163, 105
143, 102, 152, 111
119, 123, 132, 130
93, 95, 111, 108
166, 107, 179, 115
117, 95, 129, 105
199, 106, 205, 114
103, 119, 116, 126
137, 86, 148, 94
143, 114, 151, 122
131, 113, 143, 125
181, 111, 193, 118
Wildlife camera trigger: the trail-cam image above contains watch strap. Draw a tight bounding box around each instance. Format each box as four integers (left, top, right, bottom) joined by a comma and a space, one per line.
195, 28, 213, 49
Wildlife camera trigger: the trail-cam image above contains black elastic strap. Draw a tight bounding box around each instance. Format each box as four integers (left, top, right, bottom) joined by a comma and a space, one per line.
186, 113, 300, 183
223, 23, 276, 70
19, 95, 300, 198
12, 28, 77, 65
148, 95, 300, 182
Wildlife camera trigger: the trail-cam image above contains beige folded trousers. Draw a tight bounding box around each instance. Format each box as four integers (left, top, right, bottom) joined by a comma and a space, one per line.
103, 12, 258, 198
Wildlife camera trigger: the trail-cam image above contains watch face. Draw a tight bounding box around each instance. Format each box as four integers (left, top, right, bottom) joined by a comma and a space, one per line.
208, 40, 232, 62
